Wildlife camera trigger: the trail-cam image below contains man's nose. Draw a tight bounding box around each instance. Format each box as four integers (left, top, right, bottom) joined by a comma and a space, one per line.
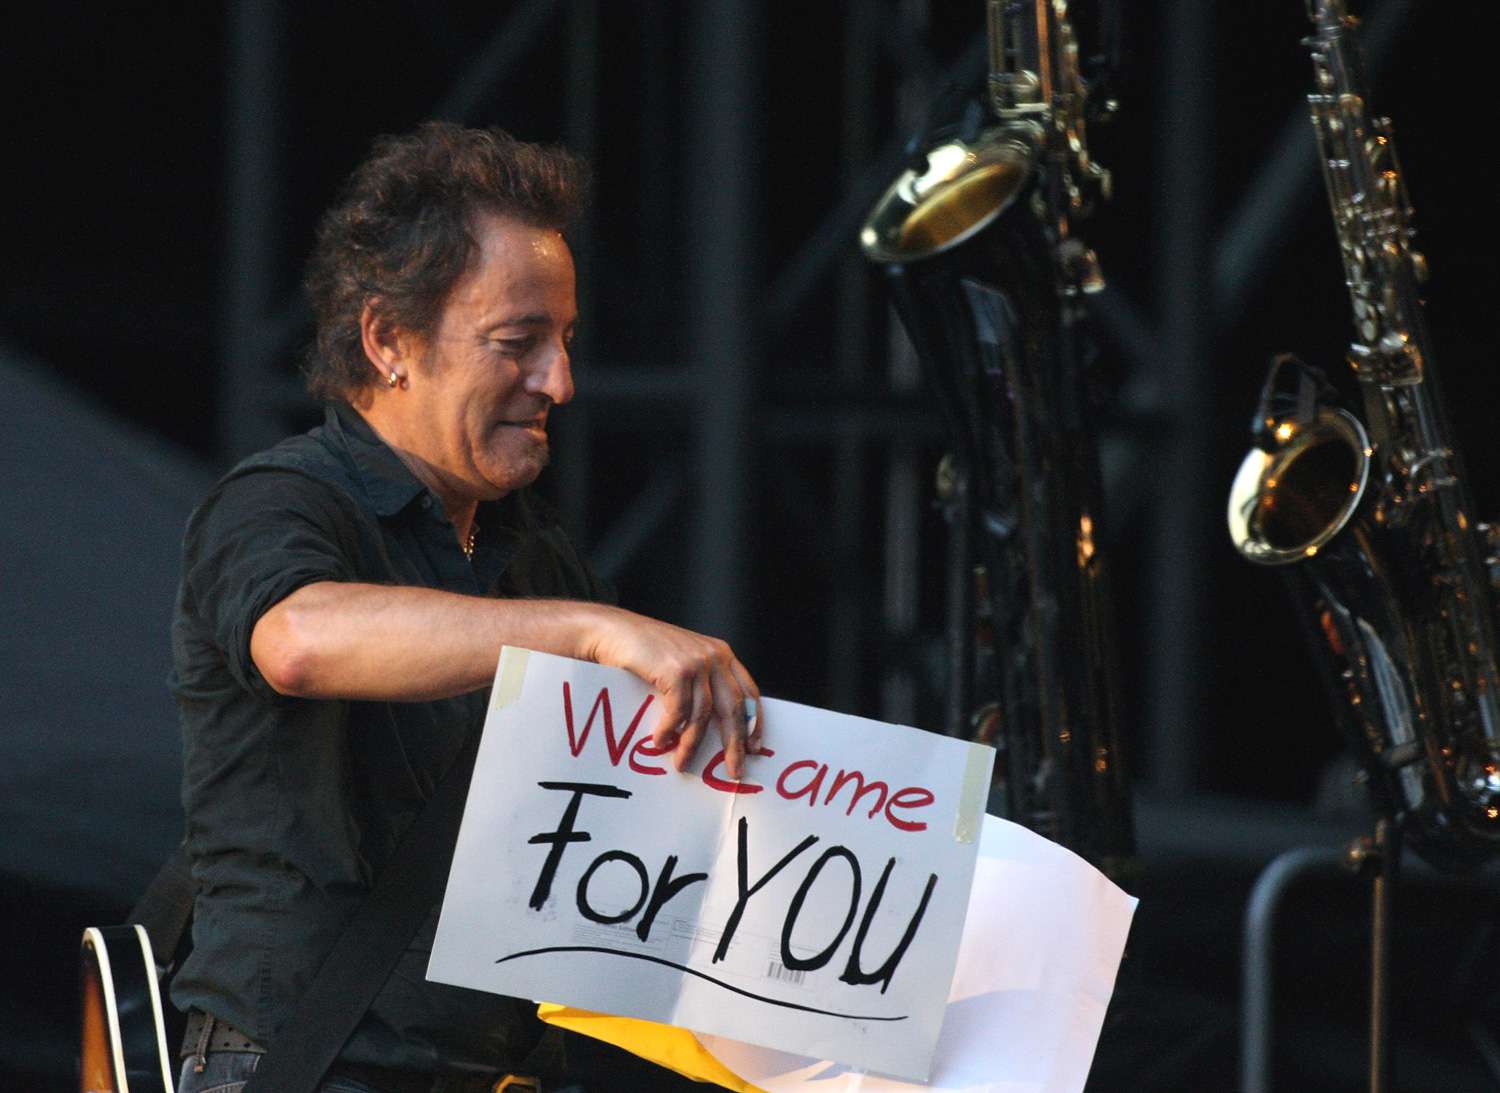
529, 345, 574, 405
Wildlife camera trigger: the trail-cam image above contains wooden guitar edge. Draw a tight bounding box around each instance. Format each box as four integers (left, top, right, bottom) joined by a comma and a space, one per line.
80, 926, 129, 1093
80, 924, 175, 1093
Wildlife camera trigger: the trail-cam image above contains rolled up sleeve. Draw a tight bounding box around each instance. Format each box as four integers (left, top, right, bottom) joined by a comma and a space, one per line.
180, 470, 358, 698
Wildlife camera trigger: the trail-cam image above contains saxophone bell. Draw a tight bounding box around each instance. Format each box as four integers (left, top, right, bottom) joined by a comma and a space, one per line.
1229, 354, 1371, 566
860, 132, 1034, 265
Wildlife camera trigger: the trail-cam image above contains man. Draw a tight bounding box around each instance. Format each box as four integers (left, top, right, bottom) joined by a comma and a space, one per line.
170, 121, 758, 1092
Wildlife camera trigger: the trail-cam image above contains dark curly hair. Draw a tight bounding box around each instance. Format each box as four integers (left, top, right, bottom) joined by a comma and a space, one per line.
303, 121, 589, 399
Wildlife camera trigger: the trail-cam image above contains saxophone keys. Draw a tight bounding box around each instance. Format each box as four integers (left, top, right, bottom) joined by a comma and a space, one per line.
1474, 522, 1500, 589
1345, 834, 1380, 872
1057, 238, 1105, 294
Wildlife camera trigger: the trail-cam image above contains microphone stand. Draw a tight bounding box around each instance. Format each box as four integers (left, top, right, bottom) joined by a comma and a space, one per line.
1241, 813, 1402, 1093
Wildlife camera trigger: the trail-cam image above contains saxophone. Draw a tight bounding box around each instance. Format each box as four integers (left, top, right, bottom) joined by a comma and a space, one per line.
1228, 0, 1500, 870
861, 0, 1134, 878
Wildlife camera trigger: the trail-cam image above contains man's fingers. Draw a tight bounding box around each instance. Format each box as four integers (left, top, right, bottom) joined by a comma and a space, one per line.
727, 659, 763, 750
744, 696, 762, 752
651, 684, 690, 748
672, 672, 714, 772
710, 672, 749, 780
631, 632, 761, 776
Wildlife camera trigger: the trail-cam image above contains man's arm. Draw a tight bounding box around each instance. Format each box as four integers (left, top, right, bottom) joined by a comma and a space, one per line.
251, 581, 760, 777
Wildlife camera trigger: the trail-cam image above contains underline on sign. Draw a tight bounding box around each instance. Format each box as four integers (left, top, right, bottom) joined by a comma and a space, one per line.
493, 945, 909, 1022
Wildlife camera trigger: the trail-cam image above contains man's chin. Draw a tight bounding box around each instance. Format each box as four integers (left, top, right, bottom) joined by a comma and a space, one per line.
481, 446, 549, 497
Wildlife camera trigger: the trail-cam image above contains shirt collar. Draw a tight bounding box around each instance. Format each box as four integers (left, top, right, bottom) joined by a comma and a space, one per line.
323, 401, 428, 518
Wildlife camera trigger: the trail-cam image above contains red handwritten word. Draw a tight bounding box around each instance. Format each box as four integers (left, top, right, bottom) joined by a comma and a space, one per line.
561, 685, 933, 832
561, 682, 663, 773
775, 760, 935, 832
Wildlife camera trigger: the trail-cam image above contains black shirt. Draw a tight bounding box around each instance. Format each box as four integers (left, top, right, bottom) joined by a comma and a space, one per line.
168, 401, 607, 1073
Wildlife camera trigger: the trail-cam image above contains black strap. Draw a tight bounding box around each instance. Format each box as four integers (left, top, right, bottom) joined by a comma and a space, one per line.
239, 732, 482, 1093
1252, 353, 1339, 445
127, 843, 196, 971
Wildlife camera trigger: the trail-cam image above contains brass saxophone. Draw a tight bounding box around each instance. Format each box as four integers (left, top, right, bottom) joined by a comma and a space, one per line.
1228, 0, 1500, 870
861, 0, 1134, 878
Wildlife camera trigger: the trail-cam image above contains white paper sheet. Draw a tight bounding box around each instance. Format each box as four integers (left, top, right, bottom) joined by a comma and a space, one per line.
428, 648, 996, 1082
695, 814, 1138, 1093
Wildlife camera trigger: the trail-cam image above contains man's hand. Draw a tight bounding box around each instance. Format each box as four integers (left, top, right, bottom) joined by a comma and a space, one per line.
583, 609, 762, 780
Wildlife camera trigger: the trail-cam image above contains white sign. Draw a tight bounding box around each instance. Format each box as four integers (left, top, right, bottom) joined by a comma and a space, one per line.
696, 813, 1139, 1093
428, 648, 994, 1082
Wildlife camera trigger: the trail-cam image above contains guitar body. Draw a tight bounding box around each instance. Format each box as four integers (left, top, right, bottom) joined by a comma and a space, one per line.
80, 925, 175, 1093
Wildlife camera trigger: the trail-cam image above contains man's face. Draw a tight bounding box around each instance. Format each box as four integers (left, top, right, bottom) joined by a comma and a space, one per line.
400, 212, 578, 503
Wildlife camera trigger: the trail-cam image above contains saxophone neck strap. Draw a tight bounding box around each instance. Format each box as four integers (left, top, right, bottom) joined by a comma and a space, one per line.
1254, 352, 1339, 443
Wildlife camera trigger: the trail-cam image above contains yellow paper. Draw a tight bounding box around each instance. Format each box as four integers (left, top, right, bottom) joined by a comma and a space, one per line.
537, 1003, 765, 1092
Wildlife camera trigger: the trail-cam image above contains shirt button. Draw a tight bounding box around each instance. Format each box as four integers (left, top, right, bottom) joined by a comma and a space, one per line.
420, 496, 432, 510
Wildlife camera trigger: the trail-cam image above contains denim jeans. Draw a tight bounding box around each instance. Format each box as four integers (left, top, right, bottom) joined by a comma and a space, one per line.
175, 1053, 381, 1093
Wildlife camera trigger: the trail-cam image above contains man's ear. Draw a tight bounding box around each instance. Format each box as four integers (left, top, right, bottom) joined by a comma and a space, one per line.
359, 300, 414, 385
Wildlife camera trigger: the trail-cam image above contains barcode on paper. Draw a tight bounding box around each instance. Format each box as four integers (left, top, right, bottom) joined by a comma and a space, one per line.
765, 960, 806, 986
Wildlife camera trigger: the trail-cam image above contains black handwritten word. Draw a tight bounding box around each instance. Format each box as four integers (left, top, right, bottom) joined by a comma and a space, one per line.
527, 782, 938, 996
560, 683, 936, 832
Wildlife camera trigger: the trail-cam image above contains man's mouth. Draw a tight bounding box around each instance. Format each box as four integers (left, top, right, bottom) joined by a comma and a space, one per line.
498, 414, 548, 437
499, 411, 547, 427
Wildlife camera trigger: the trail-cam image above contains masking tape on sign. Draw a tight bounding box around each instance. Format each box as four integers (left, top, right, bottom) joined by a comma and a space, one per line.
492, 647, 531, 710
953, 741, 993, 844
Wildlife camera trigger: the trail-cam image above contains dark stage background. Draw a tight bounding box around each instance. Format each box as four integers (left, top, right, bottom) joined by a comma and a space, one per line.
6, 1, 1500, 1089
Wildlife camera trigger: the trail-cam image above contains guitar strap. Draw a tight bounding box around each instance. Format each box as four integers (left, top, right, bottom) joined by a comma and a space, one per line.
129, 728, 482, 1093
127, 844, 195, 973
240, 726, 482, 1093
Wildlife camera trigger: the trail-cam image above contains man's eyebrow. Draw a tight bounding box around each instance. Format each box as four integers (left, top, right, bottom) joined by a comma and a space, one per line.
483, 313, 552, 331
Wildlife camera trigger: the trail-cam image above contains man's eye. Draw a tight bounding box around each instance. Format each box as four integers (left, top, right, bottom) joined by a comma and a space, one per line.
492, 338, 532, 356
